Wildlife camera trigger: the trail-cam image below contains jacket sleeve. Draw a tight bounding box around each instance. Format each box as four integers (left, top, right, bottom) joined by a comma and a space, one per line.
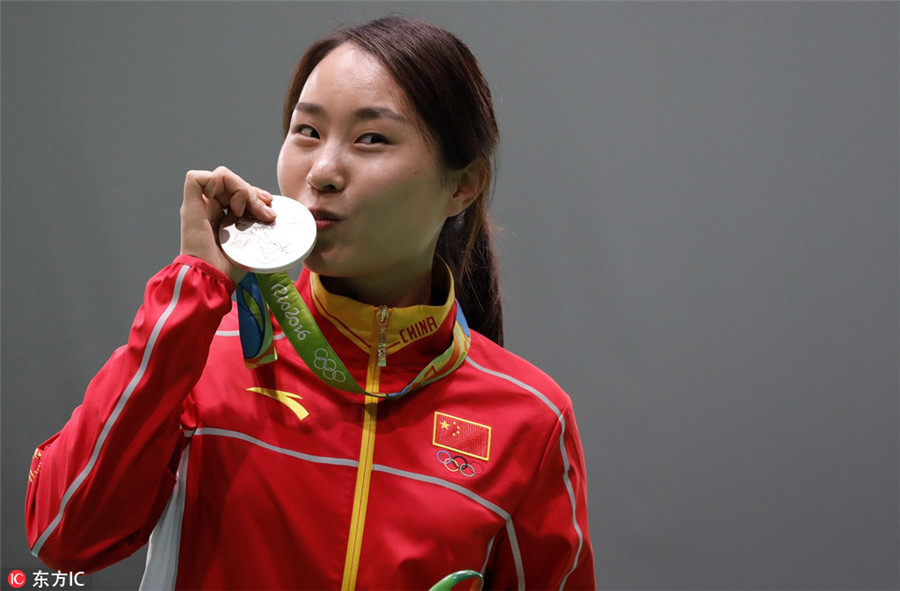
25, 255, 235, 573
486, 401, 596, 590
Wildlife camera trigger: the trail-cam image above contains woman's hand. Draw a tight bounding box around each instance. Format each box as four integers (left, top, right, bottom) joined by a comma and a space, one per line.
180, 166, 276, 284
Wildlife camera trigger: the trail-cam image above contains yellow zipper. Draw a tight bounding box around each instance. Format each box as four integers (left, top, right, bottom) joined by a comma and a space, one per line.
340, 306, 390, 590
376, 305, 390, 367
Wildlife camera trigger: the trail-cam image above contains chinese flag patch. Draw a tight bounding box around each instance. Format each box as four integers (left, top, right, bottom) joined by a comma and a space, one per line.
433, 412, 491, 461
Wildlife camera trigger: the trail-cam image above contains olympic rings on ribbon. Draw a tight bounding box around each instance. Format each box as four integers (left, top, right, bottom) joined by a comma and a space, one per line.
313, 348, 346, 383
436, 450, 484, 478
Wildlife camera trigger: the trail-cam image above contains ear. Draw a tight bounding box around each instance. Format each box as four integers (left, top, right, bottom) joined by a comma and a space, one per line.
446, 159, 488, 217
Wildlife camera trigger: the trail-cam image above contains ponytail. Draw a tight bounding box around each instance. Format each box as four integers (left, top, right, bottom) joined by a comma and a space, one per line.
437, 196, 504, 346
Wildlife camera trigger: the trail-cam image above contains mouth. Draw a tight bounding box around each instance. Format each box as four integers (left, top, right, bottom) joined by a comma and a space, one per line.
308, 208, 343, 230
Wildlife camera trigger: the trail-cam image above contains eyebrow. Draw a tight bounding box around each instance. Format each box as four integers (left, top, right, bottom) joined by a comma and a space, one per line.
294, 102, 407, 123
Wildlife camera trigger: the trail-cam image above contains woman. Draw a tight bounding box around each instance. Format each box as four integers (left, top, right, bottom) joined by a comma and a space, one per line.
25, 16, 595, 590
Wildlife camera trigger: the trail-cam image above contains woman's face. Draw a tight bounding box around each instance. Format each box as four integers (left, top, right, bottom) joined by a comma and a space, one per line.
277, 43, 466, 298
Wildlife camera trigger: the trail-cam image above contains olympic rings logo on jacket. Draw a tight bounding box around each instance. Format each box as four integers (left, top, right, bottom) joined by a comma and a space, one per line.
436, 450, 484, 478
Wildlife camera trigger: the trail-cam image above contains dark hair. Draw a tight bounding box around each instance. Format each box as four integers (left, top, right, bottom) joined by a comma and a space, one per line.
283, 16, 504, 345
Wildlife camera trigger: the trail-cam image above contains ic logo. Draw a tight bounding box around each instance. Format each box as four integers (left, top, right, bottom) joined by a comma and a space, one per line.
8, 570, 26, 589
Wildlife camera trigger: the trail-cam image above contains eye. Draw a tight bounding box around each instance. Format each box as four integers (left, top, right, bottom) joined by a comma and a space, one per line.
294, 124, 319, 139
357, 133, 388, 145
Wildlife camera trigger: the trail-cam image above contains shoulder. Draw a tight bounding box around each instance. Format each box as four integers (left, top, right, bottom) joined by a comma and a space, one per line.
463, 331, 573, 419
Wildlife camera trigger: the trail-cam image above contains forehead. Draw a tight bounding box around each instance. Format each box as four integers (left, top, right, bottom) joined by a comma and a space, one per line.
299, 44, 407, 111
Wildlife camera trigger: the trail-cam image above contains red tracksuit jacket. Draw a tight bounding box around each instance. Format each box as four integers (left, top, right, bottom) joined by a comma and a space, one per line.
25, 255, 595, 590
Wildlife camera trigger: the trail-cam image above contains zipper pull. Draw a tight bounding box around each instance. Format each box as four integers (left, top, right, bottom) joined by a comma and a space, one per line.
376, 305, 391, 367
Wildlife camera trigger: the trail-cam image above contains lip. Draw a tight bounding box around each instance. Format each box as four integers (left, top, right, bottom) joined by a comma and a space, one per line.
308, 207, 343, 230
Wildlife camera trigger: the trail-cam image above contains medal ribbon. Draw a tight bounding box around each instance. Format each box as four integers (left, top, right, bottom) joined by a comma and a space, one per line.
236, 272, 470, 399
236, 275, 277, 369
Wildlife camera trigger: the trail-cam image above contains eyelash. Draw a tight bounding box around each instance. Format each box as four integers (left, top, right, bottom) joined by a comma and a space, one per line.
295, 124, 319, 139
357, 133, 388, 145
292, 125, 388, 146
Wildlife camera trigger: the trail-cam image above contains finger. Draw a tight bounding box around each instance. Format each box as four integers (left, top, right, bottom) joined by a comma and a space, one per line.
182, 169, 216, 221
210, 166, 263, 218
183, 169, 212, 202
220, 180, 276, 222
186, 166, 246, 214
243, 188, 277, 222
215, 167, 248, 215
185, 167, 274, 222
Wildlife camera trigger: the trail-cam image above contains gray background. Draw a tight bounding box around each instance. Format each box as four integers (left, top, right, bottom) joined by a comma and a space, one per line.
2, 2, 898, 589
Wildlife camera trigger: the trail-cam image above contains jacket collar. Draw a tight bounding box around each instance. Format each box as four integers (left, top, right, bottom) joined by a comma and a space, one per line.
306, 264, 457, 358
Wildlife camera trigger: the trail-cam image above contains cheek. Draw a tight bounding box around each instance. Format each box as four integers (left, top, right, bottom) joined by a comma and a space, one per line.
275, 147, 289, 193
276, 145, 306, 195
386, 180, 451, 236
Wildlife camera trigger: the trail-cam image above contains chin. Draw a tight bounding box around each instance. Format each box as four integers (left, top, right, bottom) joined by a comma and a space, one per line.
301, 252, 351, 279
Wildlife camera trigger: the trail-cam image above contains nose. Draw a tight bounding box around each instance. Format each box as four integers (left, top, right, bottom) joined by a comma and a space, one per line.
306, 145, 345, 194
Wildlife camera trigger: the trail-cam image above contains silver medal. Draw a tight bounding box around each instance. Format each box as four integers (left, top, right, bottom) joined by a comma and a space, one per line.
218, 195, 316, 273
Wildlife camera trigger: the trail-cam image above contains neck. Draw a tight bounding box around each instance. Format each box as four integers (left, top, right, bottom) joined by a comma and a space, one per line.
319, 264, 436, 308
